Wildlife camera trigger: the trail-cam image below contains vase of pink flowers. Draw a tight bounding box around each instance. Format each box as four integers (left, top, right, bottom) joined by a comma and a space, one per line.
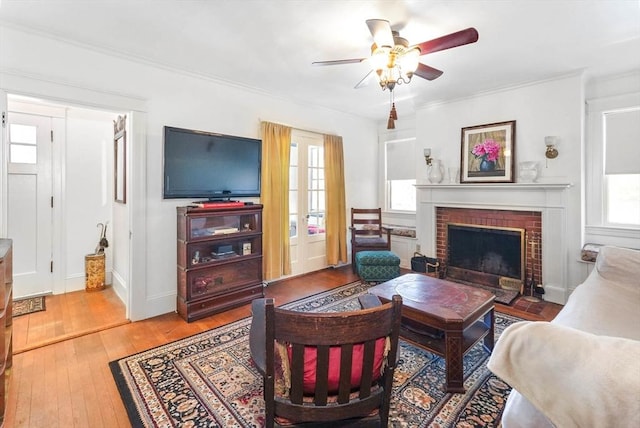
472, 138, 501, 172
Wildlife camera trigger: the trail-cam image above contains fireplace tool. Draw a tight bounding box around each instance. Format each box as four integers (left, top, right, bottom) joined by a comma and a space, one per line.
523, 233, 544, 302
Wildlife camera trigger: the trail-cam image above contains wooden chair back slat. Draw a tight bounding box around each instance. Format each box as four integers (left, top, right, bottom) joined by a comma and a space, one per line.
350, 208, 392, 274
258, 295, 403, 427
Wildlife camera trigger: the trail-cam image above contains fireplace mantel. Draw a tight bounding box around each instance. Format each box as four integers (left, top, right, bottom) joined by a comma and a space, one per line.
415, 182, 573, 304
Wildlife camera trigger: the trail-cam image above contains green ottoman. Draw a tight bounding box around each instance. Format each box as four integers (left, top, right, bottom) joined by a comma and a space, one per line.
355, 250, 401, 283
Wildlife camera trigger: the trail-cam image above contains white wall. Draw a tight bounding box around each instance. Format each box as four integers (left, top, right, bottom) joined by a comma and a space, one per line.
0, 25, 378, 320
64, 107, 117, 291
414, 74, 587, 293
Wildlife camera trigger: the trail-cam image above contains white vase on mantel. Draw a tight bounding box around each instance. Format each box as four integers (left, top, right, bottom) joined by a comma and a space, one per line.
428, 160, 444, 183
518, 161, 539, 183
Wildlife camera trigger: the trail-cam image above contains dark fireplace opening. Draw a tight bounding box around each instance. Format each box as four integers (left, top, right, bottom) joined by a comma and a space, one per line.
447, 223, 524, 288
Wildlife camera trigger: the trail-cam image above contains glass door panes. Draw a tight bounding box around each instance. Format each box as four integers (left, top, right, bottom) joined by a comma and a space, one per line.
307, 145, 325, 235
289, 143, 299, 238
289, 130, 327, 276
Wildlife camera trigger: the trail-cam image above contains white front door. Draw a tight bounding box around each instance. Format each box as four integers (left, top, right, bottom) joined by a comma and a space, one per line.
289, 130, 327, 276
6, 112, 55, 297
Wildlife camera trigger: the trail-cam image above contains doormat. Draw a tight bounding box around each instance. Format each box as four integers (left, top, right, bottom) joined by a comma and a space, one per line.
13, 296, 46, 317
111, 281, 522, 427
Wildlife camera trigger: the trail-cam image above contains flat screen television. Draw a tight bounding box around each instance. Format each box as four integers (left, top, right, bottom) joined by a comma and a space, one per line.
163, 126, 261, 199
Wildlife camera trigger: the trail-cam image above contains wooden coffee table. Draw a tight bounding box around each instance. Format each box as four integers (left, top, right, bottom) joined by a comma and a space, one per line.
368, 273, 495, 393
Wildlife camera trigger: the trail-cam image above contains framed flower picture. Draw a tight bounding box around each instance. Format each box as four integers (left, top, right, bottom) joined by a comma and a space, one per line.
460, 120, 516, 183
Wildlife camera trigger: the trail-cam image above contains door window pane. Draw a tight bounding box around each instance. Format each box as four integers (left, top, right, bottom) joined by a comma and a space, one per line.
9, 124, 38, 164
10, 144, 37, 164
10, 124, 36, 144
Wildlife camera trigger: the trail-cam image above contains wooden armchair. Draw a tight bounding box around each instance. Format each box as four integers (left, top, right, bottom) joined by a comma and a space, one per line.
250, 294, 402, 428
350, 208, 391, 272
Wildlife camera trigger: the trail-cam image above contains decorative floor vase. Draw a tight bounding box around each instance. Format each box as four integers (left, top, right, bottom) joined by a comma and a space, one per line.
479, 159, 496, 172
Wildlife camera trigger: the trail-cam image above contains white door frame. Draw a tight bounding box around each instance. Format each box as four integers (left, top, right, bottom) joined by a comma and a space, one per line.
0, 78, 148, 321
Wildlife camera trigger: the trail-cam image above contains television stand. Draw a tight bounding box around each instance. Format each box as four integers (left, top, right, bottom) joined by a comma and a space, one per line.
176, 204, 264, 322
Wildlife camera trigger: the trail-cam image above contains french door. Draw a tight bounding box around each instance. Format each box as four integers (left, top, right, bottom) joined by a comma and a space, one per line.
289, 130, 327, 276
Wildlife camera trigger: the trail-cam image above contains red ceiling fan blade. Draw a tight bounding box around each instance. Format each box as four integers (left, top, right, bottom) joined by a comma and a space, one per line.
312, 58, 366, 66
416, 27, 479, 55
414, 63, 444, 81
366, 19, 394, 47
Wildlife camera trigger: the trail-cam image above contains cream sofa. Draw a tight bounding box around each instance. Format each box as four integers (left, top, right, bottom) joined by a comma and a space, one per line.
488, 246, 640, 428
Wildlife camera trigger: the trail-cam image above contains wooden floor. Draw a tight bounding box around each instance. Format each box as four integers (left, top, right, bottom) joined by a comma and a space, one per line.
12, 287, 129, 354
4, 266, 562, 427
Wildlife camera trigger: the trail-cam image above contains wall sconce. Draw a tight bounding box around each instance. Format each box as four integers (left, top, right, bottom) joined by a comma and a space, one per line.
424, 148, 433, 166
544, 136, 559, 159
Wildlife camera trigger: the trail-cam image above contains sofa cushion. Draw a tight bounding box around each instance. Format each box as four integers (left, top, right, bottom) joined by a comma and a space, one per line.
595, 246, 640, 292
287, 338, 387, 395
488, 322, 640, 428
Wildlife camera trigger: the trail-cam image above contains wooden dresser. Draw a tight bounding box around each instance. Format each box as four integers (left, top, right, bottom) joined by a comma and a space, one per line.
0, 239, 13, 425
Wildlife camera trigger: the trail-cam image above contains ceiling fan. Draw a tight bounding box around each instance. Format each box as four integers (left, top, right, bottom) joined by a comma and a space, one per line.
312, 19, 478, 128
313, 19, 479, 90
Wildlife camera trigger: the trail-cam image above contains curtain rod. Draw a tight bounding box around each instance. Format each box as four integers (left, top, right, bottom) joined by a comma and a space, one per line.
258, 118, 340, 137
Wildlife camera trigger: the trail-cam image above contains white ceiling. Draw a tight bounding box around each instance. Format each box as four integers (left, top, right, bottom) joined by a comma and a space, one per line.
1, 0, 639, 121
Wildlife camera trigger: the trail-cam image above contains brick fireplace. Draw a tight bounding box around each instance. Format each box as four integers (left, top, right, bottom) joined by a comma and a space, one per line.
436, 207, 542, 296
415, 183, 572, 304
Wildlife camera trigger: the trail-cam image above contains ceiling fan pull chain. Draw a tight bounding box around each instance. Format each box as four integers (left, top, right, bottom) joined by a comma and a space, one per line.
391, 90, 398, 120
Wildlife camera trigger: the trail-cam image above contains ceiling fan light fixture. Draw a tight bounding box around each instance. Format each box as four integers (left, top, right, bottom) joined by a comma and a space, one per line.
400, 47, 421, 74
369, 44, 389, 72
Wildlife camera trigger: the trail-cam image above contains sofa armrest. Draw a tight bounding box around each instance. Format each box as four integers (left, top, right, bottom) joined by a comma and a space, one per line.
488, 321, 640, 428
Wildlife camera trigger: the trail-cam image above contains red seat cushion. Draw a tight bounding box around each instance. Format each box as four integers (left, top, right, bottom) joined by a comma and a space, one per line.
288, 338, 387, 394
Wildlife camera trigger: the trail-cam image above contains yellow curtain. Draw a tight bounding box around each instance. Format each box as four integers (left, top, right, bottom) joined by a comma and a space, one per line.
260, 121, 292, 280
324, 134, 348, 265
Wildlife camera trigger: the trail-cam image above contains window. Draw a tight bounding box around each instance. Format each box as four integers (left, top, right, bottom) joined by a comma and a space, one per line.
386, 139, 416, 211
385, 138, 416, 211
603, 108, 640, 226
586, 93, 640, 246
606, 174, 640, 224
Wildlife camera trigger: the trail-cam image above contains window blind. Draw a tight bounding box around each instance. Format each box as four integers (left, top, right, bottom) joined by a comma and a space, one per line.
604, 108, 640, 174
386, 139, 415, 180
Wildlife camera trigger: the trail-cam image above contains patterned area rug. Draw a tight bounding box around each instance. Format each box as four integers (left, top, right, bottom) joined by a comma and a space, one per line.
110, 281, 520, 427
13, 296, 46, 317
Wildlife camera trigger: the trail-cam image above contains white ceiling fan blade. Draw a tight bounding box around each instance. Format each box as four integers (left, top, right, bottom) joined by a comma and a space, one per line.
354, 70, 375, 89
312, 58, 366, 66
366, 19, 394, 47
